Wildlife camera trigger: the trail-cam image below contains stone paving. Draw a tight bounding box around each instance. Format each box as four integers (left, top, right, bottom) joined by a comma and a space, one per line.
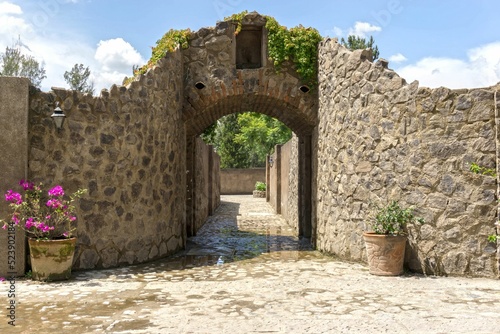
1, 195, 500, 333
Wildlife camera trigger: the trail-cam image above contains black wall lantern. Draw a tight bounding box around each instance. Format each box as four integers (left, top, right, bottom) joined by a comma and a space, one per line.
268, 156, 274, 168
51, 102, 65, 131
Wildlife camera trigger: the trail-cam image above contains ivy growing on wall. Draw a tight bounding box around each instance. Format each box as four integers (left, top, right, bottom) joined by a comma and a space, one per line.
226, 10, 249, 35
124, 28, 191, 85
226, 12, 323, 86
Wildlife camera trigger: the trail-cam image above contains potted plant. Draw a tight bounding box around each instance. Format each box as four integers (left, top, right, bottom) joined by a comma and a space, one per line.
1, 180, 86, 281
253, 181, 266, 198
363, 200, 423, 276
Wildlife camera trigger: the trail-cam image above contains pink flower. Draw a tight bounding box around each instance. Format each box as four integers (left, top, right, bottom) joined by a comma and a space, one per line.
19, 179, 34, 191
11, 215, 19, 225
0, 277, 5, 282
46, 199, 62, 209
48, 185, 64, 197
37, 222, 54, 233
5, 190, 22, 204
25, 218, 35, 229
62, 232, 69, 237
1, 225, 6, 230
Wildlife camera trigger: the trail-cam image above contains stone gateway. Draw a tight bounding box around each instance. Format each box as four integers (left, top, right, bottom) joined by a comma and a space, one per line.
0, 12, 498, 278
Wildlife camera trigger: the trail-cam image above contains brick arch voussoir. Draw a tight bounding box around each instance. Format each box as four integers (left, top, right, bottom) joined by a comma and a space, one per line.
184, 92, 315, 138
183, 67, 317, 135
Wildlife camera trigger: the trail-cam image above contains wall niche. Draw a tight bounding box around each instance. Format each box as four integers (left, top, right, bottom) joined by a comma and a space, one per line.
236, 26, 263, 69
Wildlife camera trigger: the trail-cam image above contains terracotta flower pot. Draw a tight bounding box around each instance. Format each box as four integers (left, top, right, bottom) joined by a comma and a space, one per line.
28, 237, 77, 281
363, 232, 406, 276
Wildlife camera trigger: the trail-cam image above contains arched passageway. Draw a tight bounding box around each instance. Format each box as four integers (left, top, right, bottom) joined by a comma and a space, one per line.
184, 90, 316, 243
181, 13, 318, 242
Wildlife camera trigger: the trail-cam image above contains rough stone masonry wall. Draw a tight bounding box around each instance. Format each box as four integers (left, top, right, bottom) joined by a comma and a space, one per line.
286, 135, 300, 234
194, 137, 221, 234
27, 50, 187, 269
315, 38, 498, 277
266, 136, 300, 234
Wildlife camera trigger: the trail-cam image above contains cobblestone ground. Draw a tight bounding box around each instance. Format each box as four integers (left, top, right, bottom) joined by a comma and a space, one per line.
1, 195, 500, 333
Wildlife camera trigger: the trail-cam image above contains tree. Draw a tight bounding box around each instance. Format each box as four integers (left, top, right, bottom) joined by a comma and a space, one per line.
235, 113, 292, 167
340, 35, 380, 60
213, 113, 250, 168
0, 44, 46, 88
64, 63, 94, 94
201, 112, 292, 168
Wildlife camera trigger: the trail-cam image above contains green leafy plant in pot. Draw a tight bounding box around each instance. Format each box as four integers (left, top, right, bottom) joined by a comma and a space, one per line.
253, 181, 266, 198
363, 200, 424, 276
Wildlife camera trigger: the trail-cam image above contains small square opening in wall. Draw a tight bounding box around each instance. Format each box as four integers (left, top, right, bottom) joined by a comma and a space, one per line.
236, 26, 262, 69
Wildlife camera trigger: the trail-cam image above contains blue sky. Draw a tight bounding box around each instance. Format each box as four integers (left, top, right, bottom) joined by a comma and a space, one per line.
1, 0, 499, 92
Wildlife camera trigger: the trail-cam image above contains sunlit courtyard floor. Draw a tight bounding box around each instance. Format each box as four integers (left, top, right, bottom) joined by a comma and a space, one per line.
1, 195, 500, 333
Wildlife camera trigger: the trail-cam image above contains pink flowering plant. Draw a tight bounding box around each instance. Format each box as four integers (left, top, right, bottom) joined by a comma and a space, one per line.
1, 180, 87, 240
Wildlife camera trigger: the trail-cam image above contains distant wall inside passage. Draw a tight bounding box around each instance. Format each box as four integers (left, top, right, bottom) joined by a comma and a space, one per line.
220, 168, 266, 194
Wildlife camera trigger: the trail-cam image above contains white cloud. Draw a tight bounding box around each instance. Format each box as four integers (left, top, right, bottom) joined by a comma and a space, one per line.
327, 21, 381, 39
0, 1, 22, 14
94, 38, 146, 89
326, 26, 343, 37
348, 21, 381, 38
0, 2, 32, 46
95, 38, 144, 73
395, 41, 500, 89
388, 53, 407, 63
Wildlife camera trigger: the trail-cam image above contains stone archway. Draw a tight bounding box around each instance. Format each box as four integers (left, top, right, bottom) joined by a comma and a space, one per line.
184, 91, 316, 240
181, 13, 318, 240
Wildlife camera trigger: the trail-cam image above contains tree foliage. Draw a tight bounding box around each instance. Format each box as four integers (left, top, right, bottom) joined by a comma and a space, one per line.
64, 63, 94, 94
0, 44, 46, 88
235, 112, 292, 167
202, 112, 292, 168
340, 35, 380, 60
210, 113, 249, 168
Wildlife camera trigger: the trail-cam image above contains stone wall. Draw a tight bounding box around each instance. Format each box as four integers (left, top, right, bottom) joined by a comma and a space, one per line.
267, 139, 299, 232
0, 77, 29, 277
27, 50, 187, 270
286, 135, 300, 233
194, 137, 220, 234
315, 38, 499, 277
268, 146, 281, 214
280, 141, 291, 220
220, 169, 266, 194
211, 151, 221, 215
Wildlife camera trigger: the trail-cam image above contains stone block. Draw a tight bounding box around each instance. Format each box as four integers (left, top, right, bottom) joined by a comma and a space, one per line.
78, 248, 99, 269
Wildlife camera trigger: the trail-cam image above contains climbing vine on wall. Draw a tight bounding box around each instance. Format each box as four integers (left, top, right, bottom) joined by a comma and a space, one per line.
225, 10, 249, 35
124, 28, 191, 85
226, 12, 323, 86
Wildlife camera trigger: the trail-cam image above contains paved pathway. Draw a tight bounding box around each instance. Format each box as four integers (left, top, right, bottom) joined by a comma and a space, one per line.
1, 195, 500, 333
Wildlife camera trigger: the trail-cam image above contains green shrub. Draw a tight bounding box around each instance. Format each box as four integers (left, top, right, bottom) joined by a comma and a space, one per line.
255, 182, 266, 191
368, 201, 424, 235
